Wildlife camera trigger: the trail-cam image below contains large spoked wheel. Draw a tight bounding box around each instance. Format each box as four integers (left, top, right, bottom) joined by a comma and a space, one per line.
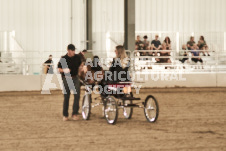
144, 95, 159, 123
82, 94, 91, 120
123, 100, 133, 119
104, 96, 118, 124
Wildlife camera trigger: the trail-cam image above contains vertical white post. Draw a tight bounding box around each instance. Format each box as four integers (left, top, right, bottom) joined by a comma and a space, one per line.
176, 32, 179, 53
3, 31, 7, 52
83, 0, 86, 49
0, 32, 1, 51
106, 31, 111, 57
8, 32, 13, 52
11, 31, 15, 51
224, 32, 226, 51
7, 32, 11, 52
159, 32, 162, 38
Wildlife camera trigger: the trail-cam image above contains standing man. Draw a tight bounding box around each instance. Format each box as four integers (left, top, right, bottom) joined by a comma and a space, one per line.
58, 44, 82, 121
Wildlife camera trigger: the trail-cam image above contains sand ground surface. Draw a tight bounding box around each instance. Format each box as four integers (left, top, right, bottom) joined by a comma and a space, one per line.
0, 88, 226, 151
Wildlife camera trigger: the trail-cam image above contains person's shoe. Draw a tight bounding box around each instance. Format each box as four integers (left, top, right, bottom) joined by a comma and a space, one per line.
63, 116, 69, 121
72, 115, 79, 120
208, 54, 210, 56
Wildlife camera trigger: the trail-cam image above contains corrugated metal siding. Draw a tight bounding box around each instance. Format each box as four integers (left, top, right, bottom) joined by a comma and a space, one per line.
0, 0, 85, 52
136, 0, 226, 32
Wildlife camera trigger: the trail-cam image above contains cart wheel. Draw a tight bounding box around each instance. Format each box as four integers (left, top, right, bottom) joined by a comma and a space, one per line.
82, 94, 91, 120
104, 96, 118, 124
144, 95, 159, 123
123, 100, 133, 119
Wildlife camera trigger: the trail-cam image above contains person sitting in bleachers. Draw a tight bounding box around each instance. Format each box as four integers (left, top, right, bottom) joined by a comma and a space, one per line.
135, 35, 145, 56
135, 35, 144, 50
155, 43, 171, 64
143, 35, 150, 51
180, 45, 189, 63
197, 36, 210, 56
151, 35, 162, 50
187, 36, 196, 50
43, 55, 54, 74
163, 36, 171, 50
191, 44, 203, 64
150, 35, 162, 56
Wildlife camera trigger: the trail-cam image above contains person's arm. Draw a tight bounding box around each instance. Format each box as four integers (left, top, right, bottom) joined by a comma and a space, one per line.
151, 41, 156, 49
135, 45, 138, 50
198, 41, 201, 46
152, 44, 156, 49
187, 42, 191, 48
43, 60, 47, 65
57, 58, 70, 73
58, 68, 70, 73
135, 41, 138, 47
157, 41, 161, 50
140, 41, 144, 48
157, 45, 161, 50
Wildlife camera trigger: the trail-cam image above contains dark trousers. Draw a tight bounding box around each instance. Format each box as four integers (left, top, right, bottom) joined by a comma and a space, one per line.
62, 76, 80, 117
192, 58, 203, 63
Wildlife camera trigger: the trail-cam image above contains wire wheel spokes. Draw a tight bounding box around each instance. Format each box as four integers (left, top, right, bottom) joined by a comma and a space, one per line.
82, 94, 91, 120
123, 100, 133, 119
144, 96, 159, 122
104, 96, 118, 124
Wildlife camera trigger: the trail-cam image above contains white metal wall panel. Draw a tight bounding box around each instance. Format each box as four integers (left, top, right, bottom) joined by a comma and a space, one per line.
92, 0, 124, 54
136, 0, 226, 32
0, 0, 85, 52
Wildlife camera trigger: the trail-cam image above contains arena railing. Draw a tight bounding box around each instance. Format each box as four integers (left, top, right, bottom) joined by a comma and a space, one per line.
0, 49, 226, 75
0, 50, 129, 75
131, 49, 226, 73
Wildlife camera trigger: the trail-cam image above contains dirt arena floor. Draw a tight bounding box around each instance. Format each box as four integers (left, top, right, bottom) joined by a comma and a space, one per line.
0, 87, 226, 151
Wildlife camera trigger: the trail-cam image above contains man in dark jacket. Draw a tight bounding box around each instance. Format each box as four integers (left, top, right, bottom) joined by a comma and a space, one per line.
58, 44, 82, 121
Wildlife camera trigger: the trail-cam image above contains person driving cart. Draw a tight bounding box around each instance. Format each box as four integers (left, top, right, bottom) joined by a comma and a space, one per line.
101, 45, 131, 96
109, 45, 131, 82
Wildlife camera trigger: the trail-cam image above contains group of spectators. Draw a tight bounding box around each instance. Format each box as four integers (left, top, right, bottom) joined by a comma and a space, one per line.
135, 34, 210, 64
180, 36, 210, 64
135, 34, 172, 63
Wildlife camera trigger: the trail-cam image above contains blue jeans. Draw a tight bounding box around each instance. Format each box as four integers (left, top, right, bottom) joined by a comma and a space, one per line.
62, 76, 80, 117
